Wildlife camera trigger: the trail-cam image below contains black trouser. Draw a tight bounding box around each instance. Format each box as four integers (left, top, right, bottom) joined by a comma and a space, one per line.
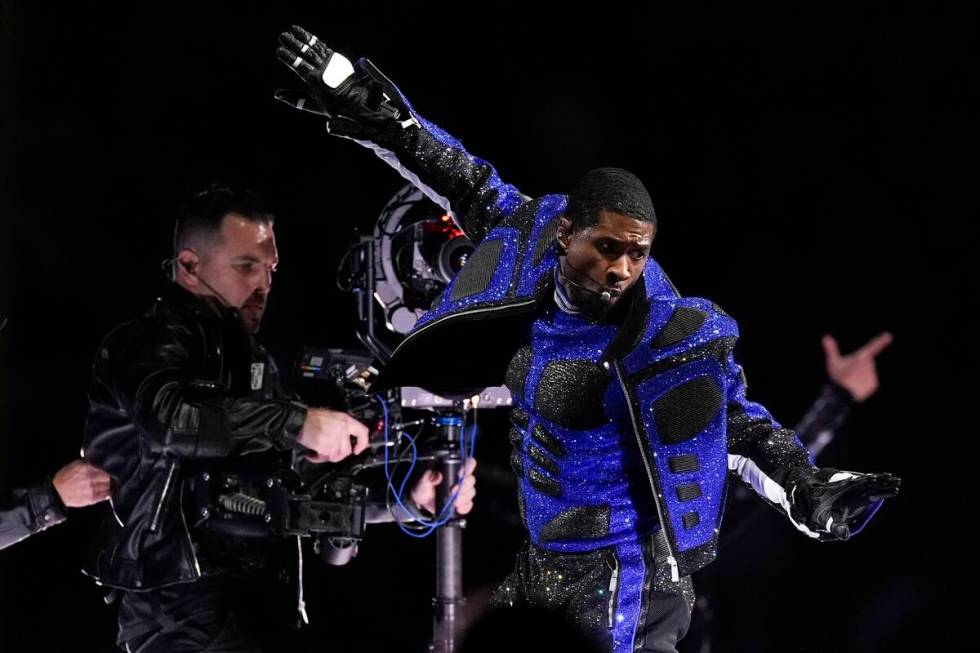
492, 537, 695, 653
116, 575, 301, 653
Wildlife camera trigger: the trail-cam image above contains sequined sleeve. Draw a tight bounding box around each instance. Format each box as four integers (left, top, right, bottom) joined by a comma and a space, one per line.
723, 353, 817, 507
345, 113, 529, 244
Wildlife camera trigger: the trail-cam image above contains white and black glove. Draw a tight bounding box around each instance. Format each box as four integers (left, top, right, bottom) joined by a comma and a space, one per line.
790, 468, 900, 541
274, 25, 417, 137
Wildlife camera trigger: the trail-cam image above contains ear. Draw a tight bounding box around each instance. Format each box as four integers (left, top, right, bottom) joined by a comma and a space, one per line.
175, 249, 201, 286
556, 216, 573, 252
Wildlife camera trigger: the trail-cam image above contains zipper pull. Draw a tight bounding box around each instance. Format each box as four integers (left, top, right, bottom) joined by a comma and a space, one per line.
667, 555, 679, 582
607, 556, 620, 629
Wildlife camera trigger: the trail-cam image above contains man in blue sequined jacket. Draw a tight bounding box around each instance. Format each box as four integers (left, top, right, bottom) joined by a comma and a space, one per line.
274, 26, 900, 653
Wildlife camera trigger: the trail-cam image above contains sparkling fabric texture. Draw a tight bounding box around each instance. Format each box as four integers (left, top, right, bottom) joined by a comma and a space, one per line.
491, 537, 694, 653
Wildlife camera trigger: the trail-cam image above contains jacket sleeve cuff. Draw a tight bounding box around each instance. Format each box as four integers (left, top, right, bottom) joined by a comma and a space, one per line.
27, 479, 68, 532
826, 380, 858, 407
279, 402, 309, 448
783, 462, 820, 494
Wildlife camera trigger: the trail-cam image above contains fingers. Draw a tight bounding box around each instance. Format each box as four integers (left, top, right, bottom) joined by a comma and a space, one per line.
85, 464, 111, 482
867, 473, 901, 499
288, 26, 330, 56
84, 466, 112, 503
868, 489, 899, 501
833, 473, 900, 509
348, 416, 369, 455
278, 27, 334, 74
821, 334, 841, 361
299, 409, 370, 463
87, 465, 111, 481
287, 24, 316, 44
275, 46, 317, 77
279, 32, 326, 69
332, 435, 353, 462
451, 464, 477, 515
412, 460, 478, 516
858, 331, 894, 359
409, 470, 438, 514
304, 440, 349, 464
57, 461, 113, 507
90, 477, 112, 503
282, 30, 331, 61
457, 472, 477, 495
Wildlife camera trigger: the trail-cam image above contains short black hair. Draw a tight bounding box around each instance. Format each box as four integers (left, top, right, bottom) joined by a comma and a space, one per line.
173, 183, 274, 256
565, 167, 656, 232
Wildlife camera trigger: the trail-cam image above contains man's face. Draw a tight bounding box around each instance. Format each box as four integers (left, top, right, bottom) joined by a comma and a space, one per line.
557, 209, 654, 314
180, 214, 279, 333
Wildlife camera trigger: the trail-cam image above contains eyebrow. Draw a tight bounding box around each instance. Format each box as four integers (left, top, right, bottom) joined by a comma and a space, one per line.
231, 255, 279, 267
594, 235, 652, 247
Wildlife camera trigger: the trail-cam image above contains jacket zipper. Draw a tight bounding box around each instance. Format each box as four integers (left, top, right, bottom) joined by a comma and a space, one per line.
613, 360, 679, 582
149, 459, 177, 532
179, 482, 202, 577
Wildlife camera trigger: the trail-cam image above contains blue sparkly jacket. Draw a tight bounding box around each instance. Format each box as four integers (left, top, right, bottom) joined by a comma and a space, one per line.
342, 81, 822, 578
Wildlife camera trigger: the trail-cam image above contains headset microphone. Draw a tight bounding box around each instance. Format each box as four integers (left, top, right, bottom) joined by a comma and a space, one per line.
559, 260, 622, 305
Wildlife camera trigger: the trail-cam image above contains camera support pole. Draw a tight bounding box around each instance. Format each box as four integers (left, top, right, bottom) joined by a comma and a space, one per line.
429, 414, 465, 653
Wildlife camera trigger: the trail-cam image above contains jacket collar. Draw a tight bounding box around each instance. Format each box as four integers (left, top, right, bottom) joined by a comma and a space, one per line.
156, 282, 239, 324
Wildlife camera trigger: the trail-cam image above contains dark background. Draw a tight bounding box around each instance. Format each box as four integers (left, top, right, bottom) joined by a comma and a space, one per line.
0, 2, 974, 651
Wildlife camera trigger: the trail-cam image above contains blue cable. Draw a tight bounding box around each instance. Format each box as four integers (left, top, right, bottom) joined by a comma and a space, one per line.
414, 412, 478, 532
376, 394, 442, 536
394, 428, 422, 512
374, 394, 479, 538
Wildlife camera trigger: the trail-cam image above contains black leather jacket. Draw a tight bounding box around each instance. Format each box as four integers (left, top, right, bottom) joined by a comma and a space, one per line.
81, 284, 308, 590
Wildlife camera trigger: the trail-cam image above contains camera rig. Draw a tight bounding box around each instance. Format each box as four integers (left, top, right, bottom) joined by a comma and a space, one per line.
195, 185, 508, 652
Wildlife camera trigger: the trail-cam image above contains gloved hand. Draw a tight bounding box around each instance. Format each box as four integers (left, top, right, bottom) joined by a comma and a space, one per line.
274, 25, 417, 137
790, 468, 900, 540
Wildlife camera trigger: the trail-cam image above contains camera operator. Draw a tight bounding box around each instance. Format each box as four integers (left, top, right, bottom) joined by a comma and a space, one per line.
81, 185, 475, 653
